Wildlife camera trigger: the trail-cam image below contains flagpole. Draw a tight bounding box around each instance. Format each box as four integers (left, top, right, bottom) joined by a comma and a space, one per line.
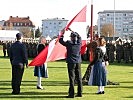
89, 0, 94, 62
90, 0, 93, 42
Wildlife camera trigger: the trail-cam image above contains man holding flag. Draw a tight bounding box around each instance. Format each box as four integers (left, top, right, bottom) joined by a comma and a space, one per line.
28, 5, 87, 66
28, 5, 87, 97
59, 28, 82, 98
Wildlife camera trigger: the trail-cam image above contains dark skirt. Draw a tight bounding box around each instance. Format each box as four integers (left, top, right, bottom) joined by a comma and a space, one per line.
34, 63, 48, 78
89, 61, 106, 86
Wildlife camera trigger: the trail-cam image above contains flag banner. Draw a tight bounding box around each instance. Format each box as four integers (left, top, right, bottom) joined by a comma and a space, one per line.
28, 5, 87, 66
65, 5, 87, 30
56, 5, 87, 44
28, 38, 67, 66
28, 39, 86, 66
56, 5, 87, 43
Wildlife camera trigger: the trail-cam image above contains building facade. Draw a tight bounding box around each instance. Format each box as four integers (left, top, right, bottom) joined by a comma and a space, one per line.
3, 16, 35, 31
42, 18, 68, 38
98, 10, 133, 39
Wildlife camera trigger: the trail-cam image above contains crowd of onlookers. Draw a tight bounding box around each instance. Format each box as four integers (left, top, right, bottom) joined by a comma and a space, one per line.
0, 38, 133, 63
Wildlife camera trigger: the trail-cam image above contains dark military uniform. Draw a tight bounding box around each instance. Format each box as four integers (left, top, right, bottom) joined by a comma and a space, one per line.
108, 42, 115, 63
2, 42, 7, 57
32, 42, 37, 58
59, 32, 82, 98
28, 42, 33, 58
7, 41, 12, 57
130, 41, 133, 63
106, 43, 110, 59
116, 42, 123, 63
123, 42, 131, 63
10, 39, 28, 94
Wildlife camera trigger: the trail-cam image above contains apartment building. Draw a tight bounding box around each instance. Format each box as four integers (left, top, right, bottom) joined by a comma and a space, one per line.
42, 18, 68, 38
98, 10, 133, 39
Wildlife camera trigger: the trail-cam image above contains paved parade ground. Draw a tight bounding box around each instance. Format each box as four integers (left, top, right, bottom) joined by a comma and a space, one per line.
0, 50, 133, 100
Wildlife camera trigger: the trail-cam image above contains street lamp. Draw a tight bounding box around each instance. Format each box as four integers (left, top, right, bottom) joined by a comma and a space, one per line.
33, 28, 35, 39
107, 32, 109, 43
113, 0, 115, 41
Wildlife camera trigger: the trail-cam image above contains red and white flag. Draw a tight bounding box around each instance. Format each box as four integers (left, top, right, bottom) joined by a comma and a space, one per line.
65, 5, 87, 30
29, 5, 87, 66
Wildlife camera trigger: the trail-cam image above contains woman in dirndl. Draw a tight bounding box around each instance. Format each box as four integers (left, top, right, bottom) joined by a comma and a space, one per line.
34, 36, 48, 89
88, 37, 109, 94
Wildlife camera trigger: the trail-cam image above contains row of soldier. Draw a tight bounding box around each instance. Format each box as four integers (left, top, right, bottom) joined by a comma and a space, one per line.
82, 38, 133, 63
1, 39, 49, 58
1, 38, 133, 63
106, 39, 133, 63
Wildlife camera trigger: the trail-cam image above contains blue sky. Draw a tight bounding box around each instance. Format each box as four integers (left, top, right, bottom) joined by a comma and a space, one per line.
1, 0, 133, 27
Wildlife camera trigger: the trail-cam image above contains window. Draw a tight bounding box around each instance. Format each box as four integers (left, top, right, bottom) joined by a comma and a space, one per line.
49, 30, 52, 33
116, 17, 118, 20
123, 14, 127, 16
118, 29, 121, 31
129, 28, 133, 32
14, 23, 16, 26
123, 28, 128, 32
130, 25, 133, 28
123, 25, 128, 28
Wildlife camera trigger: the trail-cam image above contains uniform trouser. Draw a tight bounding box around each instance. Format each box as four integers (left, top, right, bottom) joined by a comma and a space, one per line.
12, 65, 24, 93
131, 51, 133, 62
67, 63, 82, 96
124, 50, 130, 63
3, 50, 6, 57
116, 52, 122, 62
109, 52, 114, 63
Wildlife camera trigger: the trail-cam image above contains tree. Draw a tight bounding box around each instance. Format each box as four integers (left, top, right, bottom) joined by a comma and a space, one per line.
30, 29, 34, 38
6, 22, 13, 30
9, 22, 13, 30
19, 27, 32, 38
35, 27, 42, 38
101, 23, 115, 37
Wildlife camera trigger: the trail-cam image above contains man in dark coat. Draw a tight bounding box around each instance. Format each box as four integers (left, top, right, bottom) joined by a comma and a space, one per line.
2, 41, 7, 57
116, 40, 123, 63
10, 33, 28, 94
123, 40, 131, 63
108, 41, 115, 63
130, 39, 133, 63
59, 28, 82, 98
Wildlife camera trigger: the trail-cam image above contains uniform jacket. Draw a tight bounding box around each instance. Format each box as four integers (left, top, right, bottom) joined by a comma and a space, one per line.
10, 41, 28, 66
59, 35, 82, 63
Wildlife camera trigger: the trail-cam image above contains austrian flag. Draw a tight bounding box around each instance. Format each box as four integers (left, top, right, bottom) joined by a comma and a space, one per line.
29, 5, 87, 66
28, 39, 67, 66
